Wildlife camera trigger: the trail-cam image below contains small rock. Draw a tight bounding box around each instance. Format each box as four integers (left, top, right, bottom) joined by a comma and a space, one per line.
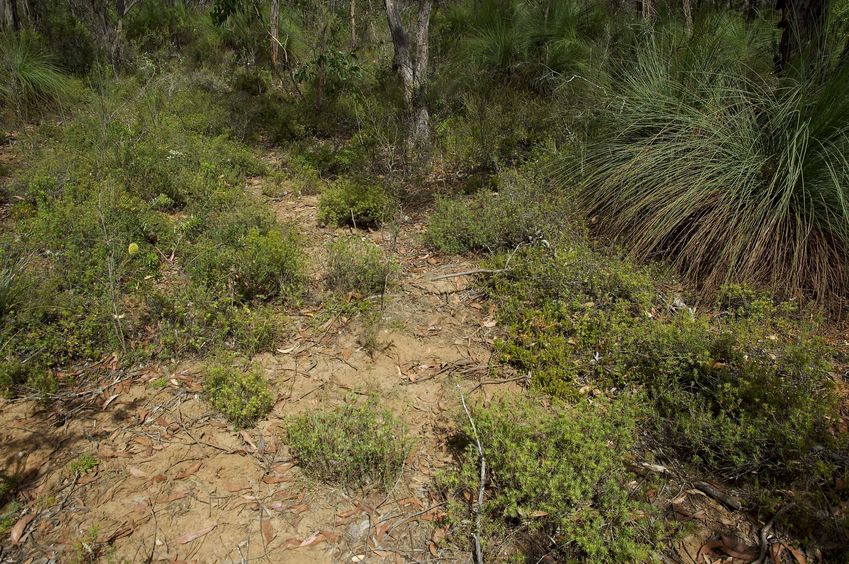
347, 518, 370, 541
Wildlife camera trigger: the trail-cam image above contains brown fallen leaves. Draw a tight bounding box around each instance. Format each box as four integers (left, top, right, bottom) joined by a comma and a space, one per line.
175, 524, 216, 545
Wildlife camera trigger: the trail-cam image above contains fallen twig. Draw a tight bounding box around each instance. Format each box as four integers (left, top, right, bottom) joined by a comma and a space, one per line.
467, 373, 530, 394
459, 386, 485, 564
755, 502, 795, 564
429, 268, 506, 282
693, 481, 742, 511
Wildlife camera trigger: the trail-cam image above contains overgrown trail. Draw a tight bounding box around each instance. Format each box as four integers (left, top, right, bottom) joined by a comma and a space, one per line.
0, 167, 513, 562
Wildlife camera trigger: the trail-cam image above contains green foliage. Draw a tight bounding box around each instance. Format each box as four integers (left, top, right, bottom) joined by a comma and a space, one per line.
0, 359, 47, 398
0, 29, 71, 122
443, 396, 666, 561
189, 218, 303, 303
37, 7, 96, 76
318, 178, 391, 229
570, 27, 849, 303
204, 361, 273, 427
70, 454, 99, 474
436, 0, 605, 91
286, 399, 410, 490
325, 237, 393, 296
426, 168, 581, 254
485, 236, 846, 541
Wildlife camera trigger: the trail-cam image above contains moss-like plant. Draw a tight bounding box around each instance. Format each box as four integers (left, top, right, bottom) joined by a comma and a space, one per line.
443, 396, 667, 561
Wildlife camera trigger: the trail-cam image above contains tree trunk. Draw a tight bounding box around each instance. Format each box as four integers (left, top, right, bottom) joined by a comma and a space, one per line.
641, 0, 654, 21
384, 0, 432, 154
683, 0, 693, 34
351, 0, 357, 49
270, 0, 280, 69
775, 0, 829, 72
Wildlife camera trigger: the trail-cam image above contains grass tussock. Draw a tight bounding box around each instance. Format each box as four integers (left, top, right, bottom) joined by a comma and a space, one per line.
571, 32, 849, 304
0, 29, 71, 122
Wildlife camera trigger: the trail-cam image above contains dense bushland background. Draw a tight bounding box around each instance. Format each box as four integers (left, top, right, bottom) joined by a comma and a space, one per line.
1, 0, 848, 560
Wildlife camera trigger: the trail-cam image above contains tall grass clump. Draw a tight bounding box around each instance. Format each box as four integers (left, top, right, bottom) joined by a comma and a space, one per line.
570, 26, 849, 304
0, 30, 70, 122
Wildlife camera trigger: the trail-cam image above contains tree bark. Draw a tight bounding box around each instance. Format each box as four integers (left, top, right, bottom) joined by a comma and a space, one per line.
270, 0, 280, 68
641, 0, 654, 21
683, 0, 693, 34
350, 0, 357, 48
384, 0, 432, 154
775, 0, 829, 72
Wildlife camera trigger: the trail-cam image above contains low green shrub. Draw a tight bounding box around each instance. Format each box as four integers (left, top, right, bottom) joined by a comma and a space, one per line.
285, 399, 410, 490
443, 396, 666, 561
325, 237, 393, 296
70, 454, 99, 474
484, 238, 847, 545
204, 361, 273, 427
188, 210, 303, 303
426, 168, 580, 254
318, 179, 391, 229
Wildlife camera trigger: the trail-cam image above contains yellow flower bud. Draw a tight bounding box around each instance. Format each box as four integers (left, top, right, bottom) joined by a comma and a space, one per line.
128, 242, 140, 256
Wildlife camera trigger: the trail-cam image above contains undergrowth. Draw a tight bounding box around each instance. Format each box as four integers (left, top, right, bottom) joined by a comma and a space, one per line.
325, 236, 394, 297
442, 395, 669, 561
204, 360, 273, 428
285, 398, 410, 491
318, 178, 392, 229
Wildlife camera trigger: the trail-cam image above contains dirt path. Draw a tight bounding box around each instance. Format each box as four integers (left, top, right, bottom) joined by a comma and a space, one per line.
0, 183, 514, 562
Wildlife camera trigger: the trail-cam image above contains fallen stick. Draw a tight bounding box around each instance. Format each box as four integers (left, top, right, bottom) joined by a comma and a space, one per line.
467, 374, 530, 394
755, 502, 795, 564
459, 386, 485, 564
693, 481, 742, 511
429, 268, 506, 282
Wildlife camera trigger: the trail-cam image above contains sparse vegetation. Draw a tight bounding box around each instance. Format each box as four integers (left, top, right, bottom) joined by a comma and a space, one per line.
286, 399, 410, 490
1, 1, 848, 560
70, 454, 99, 474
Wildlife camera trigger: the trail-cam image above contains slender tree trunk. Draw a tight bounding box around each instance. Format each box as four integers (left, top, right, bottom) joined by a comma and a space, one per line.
641, 0, 654, 21
10, 0, 19, 30
350, 0, 357, 48
775, 0, 829, 72
270, 0, 280, 69
384, 0, 432, 154
683, 0, 693, 34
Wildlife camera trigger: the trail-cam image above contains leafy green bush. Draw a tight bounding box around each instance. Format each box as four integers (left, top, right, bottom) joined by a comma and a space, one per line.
443, 396, 665, 561
204, 362, 273, 427
0, 359, 43, 398
0, 29, 71, 121
286, 399, 410, 490
426, 168, 580, 254
317, 179, 391, 229
325, 237, 393, 296
485, 237, 846, 544
189, 214, 303, 302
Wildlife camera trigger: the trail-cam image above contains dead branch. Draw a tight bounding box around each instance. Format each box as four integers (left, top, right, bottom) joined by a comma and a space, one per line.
467, 373, 530, 394
693, 481, 742, 511
429, 268, 506, 282
756, 502, 795, 564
